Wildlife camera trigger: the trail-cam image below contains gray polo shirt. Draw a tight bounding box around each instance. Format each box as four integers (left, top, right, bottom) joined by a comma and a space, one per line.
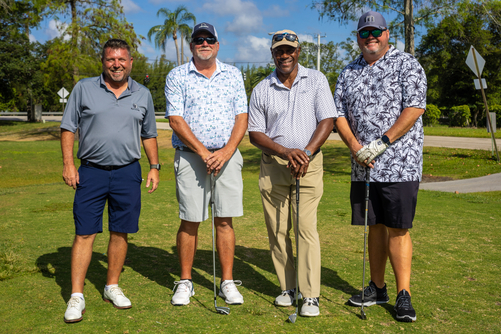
61, 74, 157, 166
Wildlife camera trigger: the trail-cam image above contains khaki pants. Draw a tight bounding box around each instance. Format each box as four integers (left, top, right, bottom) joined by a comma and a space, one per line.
259, 151, 323, 298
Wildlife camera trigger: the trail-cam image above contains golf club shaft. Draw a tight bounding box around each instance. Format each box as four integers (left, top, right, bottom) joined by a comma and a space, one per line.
361, 168, 370, 315
295, 179, 300, 315
211, 174, 217, 307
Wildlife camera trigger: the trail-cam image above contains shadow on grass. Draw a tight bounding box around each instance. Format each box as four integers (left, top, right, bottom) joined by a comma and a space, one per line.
36, 247, 108, 301
35, 243, 358, 304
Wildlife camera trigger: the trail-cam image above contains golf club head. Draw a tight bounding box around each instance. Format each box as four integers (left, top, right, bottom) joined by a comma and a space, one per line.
360, 309, 367, 320
288, 313, 297, 323
216, 306, 230, 315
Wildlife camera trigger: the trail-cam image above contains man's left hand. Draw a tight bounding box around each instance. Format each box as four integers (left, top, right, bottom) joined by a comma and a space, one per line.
356, 138, 389, 164
145, 169, 159, 193
205, 148, 233, 176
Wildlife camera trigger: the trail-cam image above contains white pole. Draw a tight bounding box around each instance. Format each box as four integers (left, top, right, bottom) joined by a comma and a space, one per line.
317, 34, 321, 71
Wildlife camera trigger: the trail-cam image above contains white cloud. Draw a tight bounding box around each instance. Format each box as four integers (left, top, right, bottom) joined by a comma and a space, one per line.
234, 35, 271, 63
140, 40, 192, 64
148, 0, 181, 4
121, 0, 141, 14
29, 34, 36, 43
298, 34, 314, 43
396, 39, 405, 52
46, 20, 69, 40
202, 0, 263, 35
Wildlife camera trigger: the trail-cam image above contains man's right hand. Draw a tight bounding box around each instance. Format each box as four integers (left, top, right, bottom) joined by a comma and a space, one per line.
282, 148, 310, 179
63, 165, 79, 189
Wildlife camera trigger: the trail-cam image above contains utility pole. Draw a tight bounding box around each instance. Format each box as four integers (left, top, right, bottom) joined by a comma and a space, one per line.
316, 33, 326, 71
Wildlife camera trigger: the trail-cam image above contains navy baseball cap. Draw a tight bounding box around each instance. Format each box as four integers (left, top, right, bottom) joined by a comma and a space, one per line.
357, 11, 387, 31
191, 22, 218, 41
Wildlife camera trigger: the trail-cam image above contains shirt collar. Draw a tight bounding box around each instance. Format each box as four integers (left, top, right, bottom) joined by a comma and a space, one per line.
270, 63, 308, 87
99, 74, 138, 93
188, 58, 225, 76
356, 45, 398, 66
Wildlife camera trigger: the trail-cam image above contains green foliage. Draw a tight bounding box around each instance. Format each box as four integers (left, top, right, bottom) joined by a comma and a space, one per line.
423, 104, 441, 125
417, 0, 501, 110
423, 124, 501, 138
147, 5, 196, 66
449, 105, 471, 127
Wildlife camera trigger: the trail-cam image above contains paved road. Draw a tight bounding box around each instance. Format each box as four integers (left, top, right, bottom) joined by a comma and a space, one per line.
3, 115, 500, 193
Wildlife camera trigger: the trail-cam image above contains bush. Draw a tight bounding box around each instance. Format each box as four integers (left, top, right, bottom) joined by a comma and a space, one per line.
423, 104, 441, 126
449, 105, 471, 127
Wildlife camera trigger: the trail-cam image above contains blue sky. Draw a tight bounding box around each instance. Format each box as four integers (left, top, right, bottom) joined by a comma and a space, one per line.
30, 0, 410, 65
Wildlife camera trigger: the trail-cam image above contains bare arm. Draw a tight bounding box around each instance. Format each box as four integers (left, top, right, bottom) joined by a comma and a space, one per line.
385, 107, 424, 143
205, 113, 248, 176
169, 115, 210, 158
61, 129, 78, 189
141, 137, 160, 193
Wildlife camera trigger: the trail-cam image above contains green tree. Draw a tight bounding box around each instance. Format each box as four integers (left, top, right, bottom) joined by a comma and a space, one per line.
416, 0, 501, 117
312, 0, 457, 55
0, 1, 42, 111
147, 6, 196, 66
298, 41, 344, 91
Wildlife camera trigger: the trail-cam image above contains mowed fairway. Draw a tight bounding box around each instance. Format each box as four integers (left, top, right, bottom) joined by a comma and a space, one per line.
1, 124, 500, 333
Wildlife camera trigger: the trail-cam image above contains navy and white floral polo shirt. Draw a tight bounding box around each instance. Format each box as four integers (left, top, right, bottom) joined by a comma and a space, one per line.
334, 46, 427, 182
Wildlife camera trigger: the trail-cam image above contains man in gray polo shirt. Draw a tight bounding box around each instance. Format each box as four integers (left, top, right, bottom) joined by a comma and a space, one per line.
60, 39, 159, 323
248, 29, 339, 317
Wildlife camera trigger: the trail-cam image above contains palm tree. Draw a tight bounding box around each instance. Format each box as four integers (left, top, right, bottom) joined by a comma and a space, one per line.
147, 5, 195, 66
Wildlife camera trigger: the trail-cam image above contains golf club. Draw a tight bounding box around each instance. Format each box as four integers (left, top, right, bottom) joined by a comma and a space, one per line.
360, 167, 370, 320
288, 179, 300, 323
211, 173, 230, 315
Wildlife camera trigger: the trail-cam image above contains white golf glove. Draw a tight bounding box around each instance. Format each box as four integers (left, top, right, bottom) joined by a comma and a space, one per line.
356, 138, 389, 164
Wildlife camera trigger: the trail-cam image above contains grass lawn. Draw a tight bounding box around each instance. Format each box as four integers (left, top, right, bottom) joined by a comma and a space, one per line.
1, 125, 501, 333
423, 125, 501, 139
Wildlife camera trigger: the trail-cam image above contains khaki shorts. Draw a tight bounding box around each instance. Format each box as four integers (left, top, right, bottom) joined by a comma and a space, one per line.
174, 149, 244, 222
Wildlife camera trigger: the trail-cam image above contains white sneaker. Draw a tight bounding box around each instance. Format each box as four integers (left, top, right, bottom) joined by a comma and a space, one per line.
219, 280, 244, 305
300, 297, 320, 317
171, 280, 195, 306
103, 286, 132, 309
64, 296, 85, 323
275, 288, 302, 306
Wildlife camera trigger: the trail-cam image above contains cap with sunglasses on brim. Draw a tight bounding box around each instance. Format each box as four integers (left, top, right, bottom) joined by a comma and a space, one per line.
191, 22, 218, 41
271, 29, 299, 49
357, 11, 387, 31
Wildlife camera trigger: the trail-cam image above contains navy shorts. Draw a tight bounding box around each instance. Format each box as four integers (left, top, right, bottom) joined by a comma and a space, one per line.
350, 181, 419, 229
73, 161, 142, 235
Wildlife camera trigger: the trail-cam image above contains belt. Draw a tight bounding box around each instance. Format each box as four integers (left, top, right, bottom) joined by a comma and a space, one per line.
176, 147, 221, 154
80, 159, 136, 171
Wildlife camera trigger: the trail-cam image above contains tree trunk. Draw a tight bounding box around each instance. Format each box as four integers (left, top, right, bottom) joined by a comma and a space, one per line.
70, 0, 79, 86
404, 0, 415, 55
173, 30, 180, 66
180, 32, 184, 65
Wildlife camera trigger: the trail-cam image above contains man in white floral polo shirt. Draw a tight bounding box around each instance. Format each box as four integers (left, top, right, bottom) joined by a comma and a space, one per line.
165, 22, 248, 307
335, 11, 427, 322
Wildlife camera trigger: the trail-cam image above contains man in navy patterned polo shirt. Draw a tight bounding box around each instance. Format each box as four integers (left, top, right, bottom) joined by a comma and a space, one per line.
335, 11, 427, 322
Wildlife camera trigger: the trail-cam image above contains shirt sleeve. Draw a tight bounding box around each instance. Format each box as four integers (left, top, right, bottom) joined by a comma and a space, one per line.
333, 70, 347, 119
314, 72, 339, 122
232, 68, 248, 116
60, 82, 81, 133
401, 56, 427, 110
141, 89, 158, 138
165, 69, 185, 117
247, 84, 266, 133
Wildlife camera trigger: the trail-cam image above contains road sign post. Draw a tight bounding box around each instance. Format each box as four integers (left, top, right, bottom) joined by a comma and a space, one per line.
466, 46, 499, 162
57, 87, 69, 114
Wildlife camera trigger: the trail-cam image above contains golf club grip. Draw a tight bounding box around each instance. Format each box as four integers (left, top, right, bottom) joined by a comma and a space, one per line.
365, 168, 370, 200
296, 180, 300, 202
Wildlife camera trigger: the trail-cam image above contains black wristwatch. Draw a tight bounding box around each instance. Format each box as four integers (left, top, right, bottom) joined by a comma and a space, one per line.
150, 164, 161, 171
381, 135, 391, 146
303, 149, 312, 157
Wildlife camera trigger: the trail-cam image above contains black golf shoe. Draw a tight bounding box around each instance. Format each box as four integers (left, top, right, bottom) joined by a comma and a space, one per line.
394, 289, 416, 322
348, 280, 389, 306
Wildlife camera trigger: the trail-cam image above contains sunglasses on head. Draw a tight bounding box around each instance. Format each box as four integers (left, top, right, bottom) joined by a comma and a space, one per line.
273, 33, 298, 43
359, 28, 387, 39
192, 36, 217, 45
